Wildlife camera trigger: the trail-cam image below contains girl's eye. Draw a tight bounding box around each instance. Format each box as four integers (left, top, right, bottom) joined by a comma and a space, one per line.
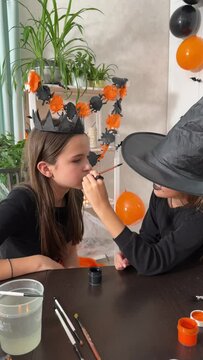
72, 159, 82, 163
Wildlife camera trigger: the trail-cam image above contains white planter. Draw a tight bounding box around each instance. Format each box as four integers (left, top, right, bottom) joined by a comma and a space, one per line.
71, 75, 87, 88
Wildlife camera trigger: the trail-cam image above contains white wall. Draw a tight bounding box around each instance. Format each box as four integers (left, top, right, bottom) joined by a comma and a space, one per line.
168, 0, 203, 129
20, 0, 170, 213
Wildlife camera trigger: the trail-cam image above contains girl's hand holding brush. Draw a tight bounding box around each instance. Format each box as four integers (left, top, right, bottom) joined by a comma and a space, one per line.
82, 170, 110, 213
82, 163, 123, 212
82, 166, 125, 239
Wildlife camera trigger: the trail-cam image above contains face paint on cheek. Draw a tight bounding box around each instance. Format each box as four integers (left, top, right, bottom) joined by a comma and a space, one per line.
153, 183, 162, 191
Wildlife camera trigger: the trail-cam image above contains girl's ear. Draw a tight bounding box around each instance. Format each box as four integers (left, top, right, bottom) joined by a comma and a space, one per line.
37, 161, 52, 178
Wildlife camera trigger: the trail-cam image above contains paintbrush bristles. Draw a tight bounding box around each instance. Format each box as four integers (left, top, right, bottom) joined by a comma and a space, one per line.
99, 162, 123, 175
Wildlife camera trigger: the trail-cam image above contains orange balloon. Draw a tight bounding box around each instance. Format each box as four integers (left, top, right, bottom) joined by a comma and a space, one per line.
176, 35, 203, 71
115, 191, 145, 226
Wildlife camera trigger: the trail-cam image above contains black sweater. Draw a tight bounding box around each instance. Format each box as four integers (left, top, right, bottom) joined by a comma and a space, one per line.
0, 187, 68, 258
114, 192, 203, 275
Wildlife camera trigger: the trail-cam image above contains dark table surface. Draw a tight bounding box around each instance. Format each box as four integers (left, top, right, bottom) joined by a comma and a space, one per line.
1, 263, 203, 360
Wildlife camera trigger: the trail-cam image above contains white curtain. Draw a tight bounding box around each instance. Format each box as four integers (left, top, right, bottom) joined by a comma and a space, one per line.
0, 0, 24, 140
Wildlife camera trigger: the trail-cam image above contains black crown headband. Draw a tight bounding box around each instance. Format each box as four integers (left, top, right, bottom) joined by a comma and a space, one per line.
33, 104, 84, 134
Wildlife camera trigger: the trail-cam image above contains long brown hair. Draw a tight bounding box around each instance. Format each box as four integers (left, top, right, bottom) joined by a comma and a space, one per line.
187, 195, 203, 212
22, 128, 84, 261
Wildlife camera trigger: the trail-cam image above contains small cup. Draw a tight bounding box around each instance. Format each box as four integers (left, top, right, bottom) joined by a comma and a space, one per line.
177, 317, 198, 347
0, 279, 44, 355
190, 310, 203, 327
88, 267, 102, 286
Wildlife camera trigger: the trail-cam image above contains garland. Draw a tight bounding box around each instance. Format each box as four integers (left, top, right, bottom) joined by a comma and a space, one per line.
25, 70, 128, 163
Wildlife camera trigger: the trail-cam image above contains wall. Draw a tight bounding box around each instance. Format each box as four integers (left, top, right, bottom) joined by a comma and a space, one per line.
20, 0, 170, 214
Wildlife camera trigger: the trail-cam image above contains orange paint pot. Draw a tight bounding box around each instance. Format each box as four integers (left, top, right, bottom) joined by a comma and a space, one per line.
190, 310, 203, 327
177, 317, 198, 347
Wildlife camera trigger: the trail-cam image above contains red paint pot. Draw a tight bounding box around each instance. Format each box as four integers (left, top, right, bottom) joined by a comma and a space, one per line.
177, 317, 198, 347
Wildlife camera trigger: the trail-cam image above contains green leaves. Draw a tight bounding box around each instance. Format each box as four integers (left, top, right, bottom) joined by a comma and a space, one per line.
0, 133, 25, 169
11, 0, 101, 88
88, 63, 118, 82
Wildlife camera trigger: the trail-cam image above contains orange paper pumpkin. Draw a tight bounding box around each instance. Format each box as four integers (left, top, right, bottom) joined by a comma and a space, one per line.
49, 95, 64, 112
176, 35, 203, 71
116, 191, 145, 225
103, 85, 118, 101
106, 114, 121, 129
119, 86, 127, 99
25, 70, 41, 92
97, 144, 109, 161
76, 102, 91, 117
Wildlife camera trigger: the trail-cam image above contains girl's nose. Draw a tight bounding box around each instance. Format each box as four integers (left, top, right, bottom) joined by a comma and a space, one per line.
84, 160, 92, 171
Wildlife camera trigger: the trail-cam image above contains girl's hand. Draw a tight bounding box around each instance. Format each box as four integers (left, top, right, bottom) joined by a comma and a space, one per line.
0, 255, 65, 281
114, 251, 130, 271
82, 170, 110, 212
37, 255, 65, 271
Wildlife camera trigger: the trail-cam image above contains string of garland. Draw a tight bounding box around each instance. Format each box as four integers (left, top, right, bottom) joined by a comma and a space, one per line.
25, 70, 128, 163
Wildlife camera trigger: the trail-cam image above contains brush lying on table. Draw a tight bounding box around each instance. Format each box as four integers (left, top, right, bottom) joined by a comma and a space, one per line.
55, 308, 84, 360
54, 298, 83, 345
54, 298, 84, 360
74, 313, 102, 360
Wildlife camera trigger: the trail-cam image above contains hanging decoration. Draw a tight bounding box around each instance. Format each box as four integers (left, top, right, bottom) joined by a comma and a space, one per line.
176, 35, 203, 70
25, 71, 128, 165
169, 0, 202, 73
169, 5, 200, 38
183, 0, 199, 4
115, 191, 145, 225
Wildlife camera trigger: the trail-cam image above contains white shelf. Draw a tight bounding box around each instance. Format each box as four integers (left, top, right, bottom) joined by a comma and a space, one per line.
40, 84, 103, 96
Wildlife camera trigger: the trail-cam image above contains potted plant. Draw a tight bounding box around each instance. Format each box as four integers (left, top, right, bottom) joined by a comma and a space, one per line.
87, 62, 118, 88
11, 0, 50, 87
11, 0, 99, 88
0, 133, 25, 192
70, 52, 96, 88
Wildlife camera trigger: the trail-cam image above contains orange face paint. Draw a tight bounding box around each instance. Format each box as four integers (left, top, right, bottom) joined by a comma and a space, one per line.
192, 311, 203, 321
190, 310, 203, 327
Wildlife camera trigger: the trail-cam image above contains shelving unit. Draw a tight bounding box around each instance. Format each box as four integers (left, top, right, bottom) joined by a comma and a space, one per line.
27, 85, 121, 209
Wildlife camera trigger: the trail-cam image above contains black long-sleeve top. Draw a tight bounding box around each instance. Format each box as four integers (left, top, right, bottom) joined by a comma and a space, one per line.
114, 192, 203, 275
0, 187, 70, 258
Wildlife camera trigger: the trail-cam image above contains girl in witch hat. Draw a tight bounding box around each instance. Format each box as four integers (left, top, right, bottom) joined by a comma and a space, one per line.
82, 97, 203, 275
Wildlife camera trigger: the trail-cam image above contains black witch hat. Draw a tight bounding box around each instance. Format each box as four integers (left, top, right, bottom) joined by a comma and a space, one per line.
122, 97, 203, 196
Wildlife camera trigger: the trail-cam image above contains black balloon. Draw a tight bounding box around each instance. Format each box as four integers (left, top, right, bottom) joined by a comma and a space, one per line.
183, 0, 199, 4
169, 5, 200, 38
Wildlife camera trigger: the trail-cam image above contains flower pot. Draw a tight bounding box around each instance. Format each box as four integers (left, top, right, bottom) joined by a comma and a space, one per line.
87, 80, 106, 88
0, 167, 21, 193
35, 66, 61, 84
71, 75, 87, 88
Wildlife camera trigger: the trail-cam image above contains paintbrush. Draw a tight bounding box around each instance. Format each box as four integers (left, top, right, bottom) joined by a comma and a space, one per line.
0, 291, 43, 297
54, 298, 83, 345
94, 163, 123, 180
55, 308, 84, 360
74, 313, 101, 360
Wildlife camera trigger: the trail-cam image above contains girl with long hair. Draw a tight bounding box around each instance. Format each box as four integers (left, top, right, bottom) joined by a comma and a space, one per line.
0, 112, 91, 280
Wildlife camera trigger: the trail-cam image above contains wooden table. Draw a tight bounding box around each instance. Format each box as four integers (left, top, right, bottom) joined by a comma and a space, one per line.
1, 263, 203, 360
